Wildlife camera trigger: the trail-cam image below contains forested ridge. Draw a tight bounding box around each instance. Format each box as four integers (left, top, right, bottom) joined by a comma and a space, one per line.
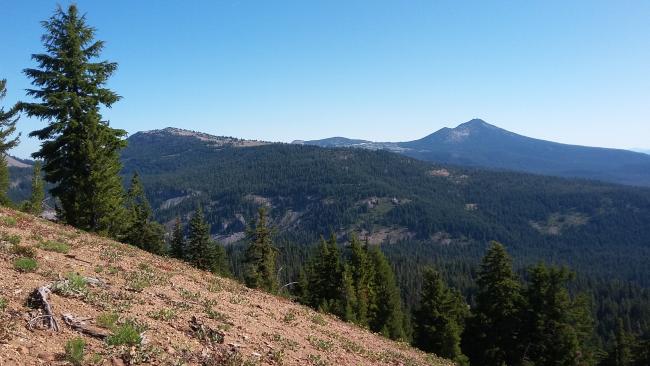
121, 129, 650, 284
117, 128, 650, 355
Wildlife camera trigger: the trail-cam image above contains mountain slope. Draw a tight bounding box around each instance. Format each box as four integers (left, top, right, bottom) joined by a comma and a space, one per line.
299, 119, 650, 186
120, 128, 650, 292
0, 207, 450, 365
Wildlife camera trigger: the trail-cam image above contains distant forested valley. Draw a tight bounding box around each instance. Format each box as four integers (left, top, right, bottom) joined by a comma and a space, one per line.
117, 130, 650, 350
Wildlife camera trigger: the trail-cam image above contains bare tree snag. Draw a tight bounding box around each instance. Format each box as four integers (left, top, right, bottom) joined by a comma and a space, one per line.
28, 286, 59, 331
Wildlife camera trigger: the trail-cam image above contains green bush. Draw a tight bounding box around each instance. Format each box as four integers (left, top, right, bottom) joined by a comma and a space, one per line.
38, 240, 70, 254
147, 308, 176, 321
1, 216, 17, 227
0, 297, 7, 312
11, 244, 36, 258
13, 257, 38, 272
1, 233, 21, 245
96, 312, 119, 329
65, 337, 85, 366
106, 321, 144, 346
53, 272, 88, 296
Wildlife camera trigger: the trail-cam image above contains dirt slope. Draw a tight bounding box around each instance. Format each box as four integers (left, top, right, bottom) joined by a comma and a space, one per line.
0, 208, 453, 366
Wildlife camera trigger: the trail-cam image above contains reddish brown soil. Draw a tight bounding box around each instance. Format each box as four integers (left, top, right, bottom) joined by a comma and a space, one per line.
0, 208, 453, 366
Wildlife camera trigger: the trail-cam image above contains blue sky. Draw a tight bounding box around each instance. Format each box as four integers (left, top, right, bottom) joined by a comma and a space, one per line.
1, 0, 649, 158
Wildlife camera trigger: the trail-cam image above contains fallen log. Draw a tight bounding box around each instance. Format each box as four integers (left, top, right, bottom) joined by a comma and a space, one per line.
62, 313, 110, 339
64, 254, 93, 265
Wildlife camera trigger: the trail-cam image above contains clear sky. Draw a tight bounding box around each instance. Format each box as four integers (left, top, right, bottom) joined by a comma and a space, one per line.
1, 0, 649, 158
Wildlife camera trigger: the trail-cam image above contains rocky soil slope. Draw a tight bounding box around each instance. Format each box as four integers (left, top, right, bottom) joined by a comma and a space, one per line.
0, 207, 452, 366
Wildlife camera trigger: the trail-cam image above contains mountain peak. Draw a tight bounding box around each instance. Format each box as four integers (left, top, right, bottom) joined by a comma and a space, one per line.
456, 119, 497, 130
139, 127, 271, 148
434, 119, 496, 143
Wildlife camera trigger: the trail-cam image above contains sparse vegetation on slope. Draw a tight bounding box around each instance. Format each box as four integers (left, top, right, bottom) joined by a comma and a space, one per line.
0, 208, 452, 365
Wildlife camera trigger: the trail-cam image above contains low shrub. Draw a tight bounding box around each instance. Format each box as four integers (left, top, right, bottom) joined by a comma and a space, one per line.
11, 244, 36, 258
65, 337, 85, 366
96, 312, 119, 329
1, 233, 21, 245
38, 240, 70, 254
52, 272, 88, 297
1, 216, 17, 227
106, 321, 145, 346
13, 257, 38, 272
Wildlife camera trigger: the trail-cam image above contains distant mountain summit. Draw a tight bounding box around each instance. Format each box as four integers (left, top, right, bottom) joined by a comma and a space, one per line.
138, 127, 271, 148
404, 118, 508, 145
297, 119, 650, 186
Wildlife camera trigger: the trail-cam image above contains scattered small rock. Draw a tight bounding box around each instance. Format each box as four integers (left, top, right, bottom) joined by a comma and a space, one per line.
111, 357, 125, 366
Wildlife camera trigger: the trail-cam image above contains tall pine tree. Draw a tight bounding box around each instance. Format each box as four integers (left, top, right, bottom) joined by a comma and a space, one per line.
24, 161, 45, 215
463, 241, 525, 366
123, 172, 165, 254
170, 217, 185, 260
301, 235, 345, 314
348, 235, 374, 327
243, 207, 278, 293
521, 264, 596, 365
368, 246, 406, 341
20, 5, 126, 236
413, 267, 469, 365
0, 79, 20, 206
187, 207, 229, 276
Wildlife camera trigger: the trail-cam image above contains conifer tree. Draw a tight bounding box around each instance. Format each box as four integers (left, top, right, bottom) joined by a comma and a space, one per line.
521, 264, 595, 365
299, 241, 326, 307
170, 217, 185, 259
630, 335, 650, 366
124, 173, 165, 254
321, 234, 344, 313
341, 264, 358, 322
0, 79, 20, 206
243, 207, 278, 293
569, 294, 599, 365
348, 235, 374, 327
413, 268, 469, 365
25, 161, 45, 215
463, 241, 524, 366
20, 5, 126, 236
604, 319, 634, 366
295, 268, 309, 303
600, 319, 650, 366
368, 246, 406, 341
187, 207, 229, 276
302, 235, 345, 315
